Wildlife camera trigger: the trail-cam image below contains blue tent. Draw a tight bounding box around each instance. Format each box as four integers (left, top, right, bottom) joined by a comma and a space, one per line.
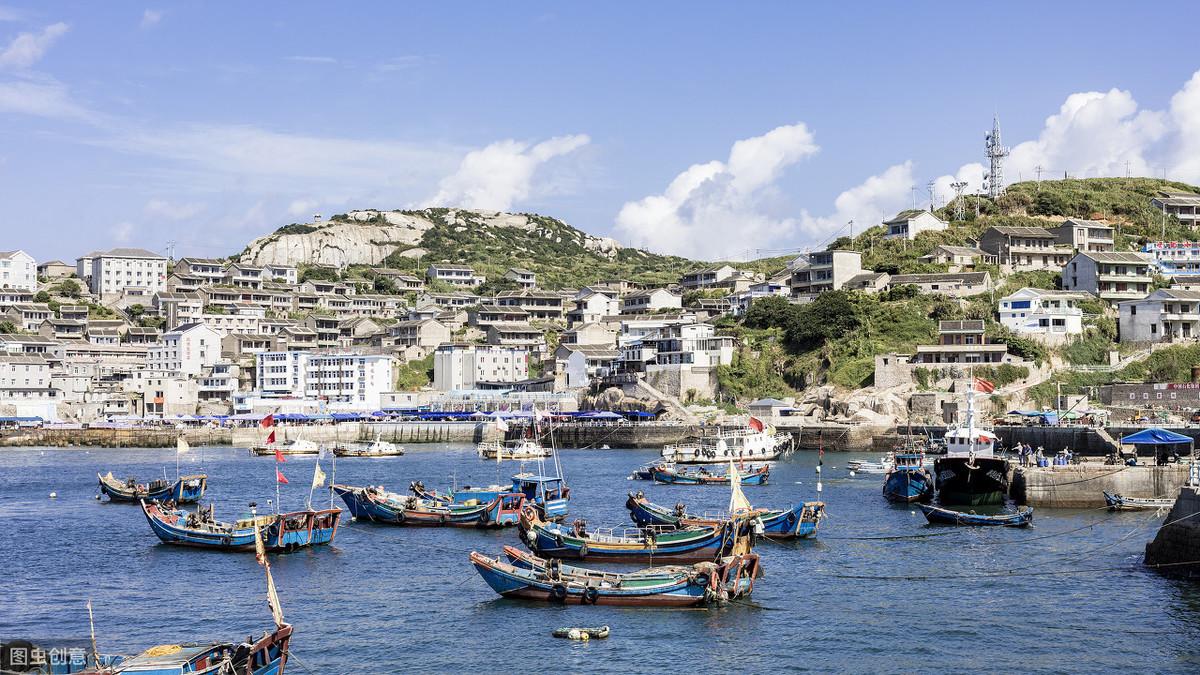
1120, 428, 1194, 445
623, 411, 656, 419
582, 411, 622, 419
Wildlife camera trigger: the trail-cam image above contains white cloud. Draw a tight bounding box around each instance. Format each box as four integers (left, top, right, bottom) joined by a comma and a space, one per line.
1167, 71, 1200, 183
377, 56, 425, 73
287, 198, 320, 216
615, 123, 818, 259
140, 9, 163, 29
932, 162, 986, 210
423, 134, 590, 211
0, 76, 93, 121
0, 6, 24, 22
0, 22, 68, 70
798, 162, 915, 243
287, 55, 337, 64
111, 221, 135, 244
144, 199, 204, 220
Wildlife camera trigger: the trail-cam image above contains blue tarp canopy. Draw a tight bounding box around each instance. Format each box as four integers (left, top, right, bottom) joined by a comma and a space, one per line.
1120, 428, 1194, 445
581, 411, 622, 419
331, 412, 365, 421
623, 411, 656, 418
1007, 410, 1059, 425
0, 416, 42, 422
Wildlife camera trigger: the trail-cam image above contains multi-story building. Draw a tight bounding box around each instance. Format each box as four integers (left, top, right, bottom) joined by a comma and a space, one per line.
998, 288, 1089, 343
1141, 241, 1200, 280
505, 267, 537, 289
147, 323, 220, 375
388, 319, 451, 350
88, 248, 168, 299
36, 260, 73, 279
432, 344, 528, 391
885, 272, 993, 297
919, 244, 996, 272
485, 323, 546, 353
4, 303, 52, 331
1062, 251, 1154, 304
1050, 219, 1115, 253
912, 320, 1008, 364
1118, 288, 1200, 343
0, 250, 36, 291
620, 323, 735, 373
556, 344, 621, 388
173, 258, 226, 285
567, 290, 621, 325
255, 351, 395, 409
0, 354, 56, 417
224, 263, 265, 289
1151, 190, 1200, 228
680, 264, 738, 290
153, 291, 203, 329
263, 264, 298, 285
426, 264, 485, 287
495, 290, 565, 322
882, 210, 948, 240
788, 249, 865, 298
621, 288, 683, 314
727, 282, 790, 317
979, 226, 1072, 271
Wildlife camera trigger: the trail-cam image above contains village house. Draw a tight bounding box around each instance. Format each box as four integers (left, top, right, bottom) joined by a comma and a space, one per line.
426, 263, 485, 287
87, 248, 168, 299
621, 288, 683, 314
919, 244, 995, 272
979, 226, 1072, 271
5, 303, 52, 331
495, 290, 565, 322
882, 210, 948, 240
505, 267, 537, 289
567, 290, 621, 325
727, 281, 790, 317
147, 323, 221, 376
886, 271, 993, 297
789, 249, 866, 298
998, 288, 1089, 343
842, 272, 891, 293
36, 260, 74, 279
388, 319, 451, 350
173, 258, 226, 285
911, 320, 1008, 364
432, 343, 528, 391
1118, 288, 1200, 344
679, 264, 738, 290
1151, 190, 1200, 228
556, 344, 621, 388
0, 250, 36, 291
469, 303, 529, 328
1050, 219, 1115, 253
560, 322, 618, 348
1061, 251, 1154, 304
485, 322, 546, 353
1141, 241, 1200, 280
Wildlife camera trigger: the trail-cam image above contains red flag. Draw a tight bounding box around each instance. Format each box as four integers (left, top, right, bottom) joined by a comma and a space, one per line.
266, 430, 276, 445
748, 416, 765, 433
974, 377, 996, 394
274, 448, 286, 463
260, 414, 274, 428
276, 469, 288, 484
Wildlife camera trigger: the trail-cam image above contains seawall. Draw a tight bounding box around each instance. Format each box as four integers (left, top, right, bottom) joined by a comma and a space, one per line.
1011, 464, 1191, 507
0, 428, 233, 448
1144, 485, 1200, 576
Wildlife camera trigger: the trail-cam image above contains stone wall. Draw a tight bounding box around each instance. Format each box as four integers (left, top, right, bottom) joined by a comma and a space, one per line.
1012, 464, 1191, 507
1144, 485, 1200, 575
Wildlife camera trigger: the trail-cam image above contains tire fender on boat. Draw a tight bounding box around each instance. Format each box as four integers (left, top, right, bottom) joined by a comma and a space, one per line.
578, 542, 589, 558
583, 586, 599, 604
551, 583, 567, 602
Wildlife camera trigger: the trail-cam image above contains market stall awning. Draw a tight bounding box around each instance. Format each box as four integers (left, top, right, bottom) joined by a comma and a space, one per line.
1120, 428, 1194, 445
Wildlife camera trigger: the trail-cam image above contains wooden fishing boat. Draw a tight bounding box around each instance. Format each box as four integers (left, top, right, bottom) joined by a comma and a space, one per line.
410, 472, 571, 521
470, 545, 760, 607
882, 451, 934, 503
1103, 491, 1176, 511
250, 438, 319, 456
78, 628, 292, 675
140, 500, 341, 551
918, 503, 1033, 527
651, 463, 769, 486
97, 472, 207, 504
624, 491, 824, 539
518, 505, 751, 562
334, 434, 405, 457
477, 438, 552, 460
333, 483, 525, 527
627, 462, 661, 481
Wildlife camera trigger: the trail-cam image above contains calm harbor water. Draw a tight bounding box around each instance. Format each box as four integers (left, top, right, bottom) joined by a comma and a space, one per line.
3, 445, 1200, 673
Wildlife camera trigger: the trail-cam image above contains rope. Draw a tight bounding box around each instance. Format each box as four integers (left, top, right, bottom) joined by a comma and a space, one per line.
286, 650, 320, 675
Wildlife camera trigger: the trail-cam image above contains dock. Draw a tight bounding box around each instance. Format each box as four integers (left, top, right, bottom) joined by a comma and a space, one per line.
1011, 463, 1191, 508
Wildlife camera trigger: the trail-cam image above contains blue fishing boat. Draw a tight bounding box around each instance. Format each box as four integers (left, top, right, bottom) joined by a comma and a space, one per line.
333, 483, 524, 527
918, 503, 1033, 527
518, 505, 751, 563
411, 472, 571, 520
140, 500, 341, 552
624, 491, 824, 539
97, 471, 207, 504
470, 544, 760, 607
651, 463, 769, 486
882, 450, 934, 503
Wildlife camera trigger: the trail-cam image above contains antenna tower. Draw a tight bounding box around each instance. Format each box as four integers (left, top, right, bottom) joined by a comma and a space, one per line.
984, 115, 1010, 199
950, 181, 968, 221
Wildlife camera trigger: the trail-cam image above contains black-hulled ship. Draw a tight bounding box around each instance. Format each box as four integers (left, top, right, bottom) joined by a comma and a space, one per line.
933, 380, 1009, 506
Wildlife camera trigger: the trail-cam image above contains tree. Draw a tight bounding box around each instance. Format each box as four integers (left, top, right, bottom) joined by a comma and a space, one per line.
0, 320, 16, 334
127, 304, 145, 319
299, 266, 340, 283
784, 291, 861, 351
373, 275, 398, 295
742, 295, 798, 330
34, 290, 50, 303
59, 279, 81, 298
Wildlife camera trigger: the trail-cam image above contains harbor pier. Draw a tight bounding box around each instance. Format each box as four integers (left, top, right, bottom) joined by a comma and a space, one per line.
1011, 463, 1191, 508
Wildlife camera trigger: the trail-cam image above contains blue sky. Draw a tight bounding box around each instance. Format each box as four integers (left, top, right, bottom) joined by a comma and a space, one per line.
3, 2, 1200, 262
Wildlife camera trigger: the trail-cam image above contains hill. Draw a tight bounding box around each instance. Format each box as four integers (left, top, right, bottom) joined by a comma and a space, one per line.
238, 208, 714, 289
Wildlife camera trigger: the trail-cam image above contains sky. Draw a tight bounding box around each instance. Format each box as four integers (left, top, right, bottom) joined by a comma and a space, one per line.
3, 2, 1200, 262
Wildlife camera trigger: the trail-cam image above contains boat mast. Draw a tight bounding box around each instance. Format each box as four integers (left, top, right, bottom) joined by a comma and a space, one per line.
966, 368, 976, 452
86, 599, 99, 666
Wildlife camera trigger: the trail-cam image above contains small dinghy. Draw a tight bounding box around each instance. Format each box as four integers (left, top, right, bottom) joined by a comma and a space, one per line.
553, 626, 610, 640
918, 503, 1033, 527
334, 434, 405, 457
625, 491, 824, 540
97, 472, 207, 504
651, 463, 769, 486
1103, 491, 1176, 511
333, 483, 525, 527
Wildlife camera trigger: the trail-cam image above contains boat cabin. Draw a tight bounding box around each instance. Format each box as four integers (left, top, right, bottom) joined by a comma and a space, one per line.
511, 474, 570, 519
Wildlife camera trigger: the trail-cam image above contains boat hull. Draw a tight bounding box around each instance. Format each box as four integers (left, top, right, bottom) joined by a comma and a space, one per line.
882, 467, 934, 503
651, 465, 769, 486
97, 473, 207, 504
625, 493, 822, 539
918, 503, 1033, 527
333, 484, 523, 527
141, 501, 341, 552
933, 456, 1009, 506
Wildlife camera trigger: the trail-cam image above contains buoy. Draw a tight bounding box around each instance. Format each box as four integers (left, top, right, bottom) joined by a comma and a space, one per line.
910, 510, 916, 515
95, 494, 100, 500
49, 492, 57, 499
849, 470, 856, 476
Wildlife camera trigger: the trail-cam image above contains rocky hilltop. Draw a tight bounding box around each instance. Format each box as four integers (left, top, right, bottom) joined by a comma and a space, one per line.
239, 208, 622, 269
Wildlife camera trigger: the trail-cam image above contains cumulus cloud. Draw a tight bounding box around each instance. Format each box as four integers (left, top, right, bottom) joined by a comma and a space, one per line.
423, 134, 590, 211
1167, 71, 1200, 183
0, 22, 68, 70
932, 162, 986, 210
0, 76, 93, 121
144, 199, 204, 220
798, 162, 916, 243
287, 198, 320, 216
614, 123, 818, 258
140, 9, 163, 29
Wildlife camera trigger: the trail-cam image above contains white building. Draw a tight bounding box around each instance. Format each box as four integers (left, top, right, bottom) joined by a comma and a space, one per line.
998, 288, 1088, 343
433, 344, 529, 391
728, 282, 790, 316
147, 323, 221, 376
0, 353, 57, 419
426, 264, 485, 287
568, 290, 621, 325
883, 210, 948, 240
1118, 288, 1200, 344
255, 351, 396, 409
89, 248, 168, 299
1062, 251, 1155, 305
621, 288, 682, 314
0, 250, 36, 291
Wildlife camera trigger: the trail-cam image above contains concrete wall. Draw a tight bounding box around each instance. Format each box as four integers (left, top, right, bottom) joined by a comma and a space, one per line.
1012, 464, 1191, 508
1145, 485, 1200, 575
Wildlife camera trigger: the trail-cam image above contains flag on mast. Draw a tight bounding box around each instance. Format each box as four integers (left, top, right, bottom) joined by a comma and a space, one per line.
728, 461, 752, 514
252, 521, 285, 627
176, 436, 189, 454
260, 414, 274, 428
748, 416, 765, 432
312, 462, 326, 489
495, 416, 509, 433
266, 430, 276, 446
276, 469, 288, 484
974, 377, 996, 394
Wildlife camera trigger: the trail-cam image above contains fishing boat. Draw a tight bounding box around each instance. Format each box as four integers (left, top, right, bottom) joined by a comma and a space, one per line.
627, 462, 660, 480
332, 483, 524, 527
140, 500, 341, 552
918, 503, 1033, 527
624, 491, 824, 539
251, 438, 319, 456
652, 463, 769, 486
469, 544, 759, 607
334, 433, 404, 457
933, 378, 1009, 506
882, 449, 935, 503
1103, 491, 1176, 511
847, 456, 894, 474
97, 472, 207, 504
661, 418, 791, 464
477, 438, 552, 460
410, 472, 572, 521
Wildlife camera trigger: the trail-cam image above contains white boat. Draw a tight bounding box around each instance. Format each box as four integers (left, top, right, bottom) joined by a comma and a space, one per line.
335, 433, 405, 457
478, 438, 552, 460
662, 428, 792, 464
251, 437, 319, 456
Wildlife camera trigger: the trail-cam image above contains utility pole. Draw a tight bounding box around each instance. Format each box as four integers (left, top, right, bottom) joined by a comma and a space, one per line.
951, 181, 968, 221
1125, 160, 1131, 178
910, 186, 918, 210
926, 180, 937, 211
165, 240, 177, 262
